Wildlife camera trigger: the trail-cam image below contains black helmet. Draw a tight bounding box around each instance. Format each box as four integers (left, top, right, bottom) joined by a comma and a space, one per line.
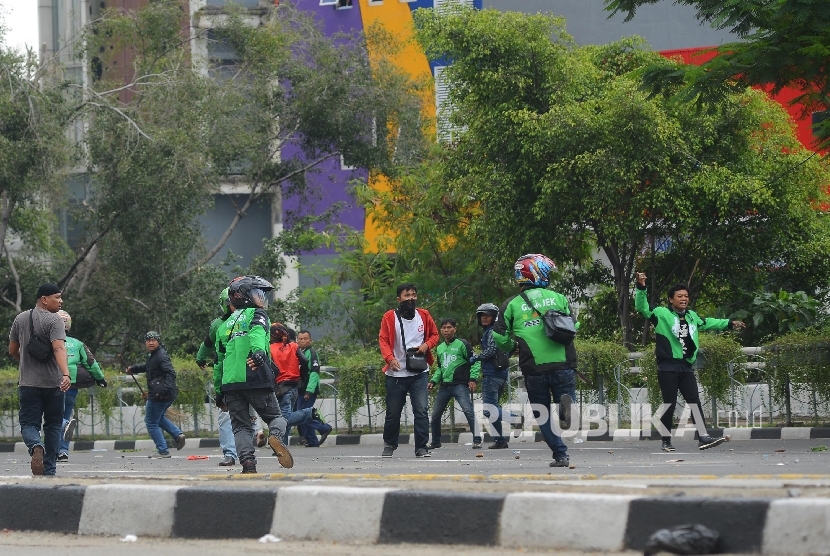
228, 275, 274, 309
476, 303, 499, 326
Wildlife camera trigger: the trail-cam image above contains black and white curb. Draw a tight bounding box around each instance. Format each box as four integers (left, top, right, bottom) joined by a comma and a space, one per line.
1, 426, 828, 453
0, 483, 827, 553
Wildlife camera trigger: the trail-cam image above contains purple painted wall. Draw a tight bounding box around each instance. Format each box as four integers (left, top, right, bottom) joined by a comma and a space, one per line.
283, 0, 368, 251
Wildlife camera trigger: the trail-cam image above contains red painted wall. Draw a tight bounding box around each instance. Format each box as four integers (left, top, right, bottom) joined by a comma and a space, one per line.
660, 47, 820, 152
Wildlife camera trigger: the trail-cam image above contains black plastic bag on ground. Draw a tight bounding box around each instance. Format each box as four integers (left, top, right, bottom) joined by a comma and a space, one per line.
644, 523, 720, 555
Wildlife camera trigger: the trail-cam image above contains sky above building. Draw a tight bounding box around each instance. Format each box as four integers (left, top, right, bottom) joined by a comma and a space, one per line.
1, 0, 39, 55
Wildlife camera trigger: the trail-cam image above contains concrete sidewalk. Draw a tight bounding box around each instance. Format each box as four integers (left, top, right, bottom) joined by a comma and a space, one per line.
0, 480, 827, 553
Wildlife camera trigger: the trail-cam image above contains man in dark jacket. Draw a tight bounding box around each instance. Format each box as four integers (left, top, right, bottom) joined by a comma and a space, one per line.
126, 331, 185, 458
472, 303, 512, 449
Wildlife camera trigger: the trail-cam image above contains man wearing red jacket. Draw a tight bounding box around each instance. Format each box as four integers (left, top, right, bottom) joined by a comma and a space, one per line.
378, 284, 439, 458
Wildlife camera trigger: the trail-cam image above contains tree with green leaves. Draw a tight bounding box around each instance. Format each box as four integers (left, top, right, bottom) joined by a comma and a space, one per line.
412, 6, 830, 347
605, 0, 830, 147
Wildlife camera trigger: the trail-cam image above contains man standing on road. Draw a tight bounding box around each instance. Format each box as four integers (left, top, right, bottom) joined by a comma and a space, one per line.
471, 303, 512, 449
492, 255, 577, 468
295, 330, 332, 447
378, 284, 439, 458
428, 318, 481, 450
214, 276, 293, 474
56, 310, 107, 463
8, 283, 72, 476
635, 272, 745, 452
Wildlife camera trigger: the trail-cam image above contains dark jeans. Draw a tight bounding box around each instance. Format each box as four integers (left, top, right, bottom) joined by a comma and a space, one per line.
657, 369, 707, 440
524, 370, 576, 460
430, 383, 481, 444
225, 388, 287, 465
145, 398, 183, 455
383, 371, 429, 452
481, 375, 507, 443
19, 386, 65, 476
296, 392, 331, 447
59, 387, 80, 455
276, 385, 313, 444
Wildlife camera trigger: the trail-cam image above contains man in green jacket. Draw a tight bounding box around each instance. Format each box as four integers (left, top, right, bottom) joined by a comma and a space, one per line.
56, 310, 107, 462
214, 276, 293, 474
493, 254, 577, 468
635, 272, 745, 452
428, 318, 482, 450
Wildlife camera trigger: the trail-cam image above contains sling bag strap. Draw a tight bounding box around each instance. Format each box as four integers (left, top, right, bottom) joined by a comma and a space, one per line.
395, 310, 407, 353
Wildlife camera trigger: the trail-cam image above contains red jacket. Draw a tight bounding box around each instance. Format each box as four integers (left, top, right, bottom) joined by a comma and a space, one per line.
270, 341, 302, 384
379, 308, 439, 374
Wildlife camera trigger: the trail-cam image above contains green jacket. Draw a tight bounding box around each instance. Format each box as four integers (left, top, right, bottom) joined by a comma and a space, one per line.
634, 286, 732, 365
196, 316, 225, 366
66, 336, 104, 386
492, 287, 578, 374
430, 338, 481, 386
214, 308, 272, 393
300, 347, 321, 395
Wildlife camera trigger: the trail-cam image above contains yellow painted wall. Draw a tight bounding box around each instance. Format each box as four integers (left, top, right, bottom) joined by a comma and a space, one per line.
358, 0, 434, 252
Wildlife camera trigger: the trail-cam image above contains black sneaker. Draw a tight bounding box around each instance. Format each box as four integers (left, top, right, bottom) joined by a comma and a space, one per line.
154, 452, 172, 459
415, 448, 431, 458
472, 442, 482, 449
699, 435, 726, 450
382, 446, 395, 458
488, 441, 509, 449
63, 418, 77, 443
661, 440, 676, 452
559, 394, 572, 429
241, 461, 257, 474
549, 457, 570, 468
319, 425, 332, 445
57, 453, 69, 463
428, 442, 442, 450
175, 434, 186, 450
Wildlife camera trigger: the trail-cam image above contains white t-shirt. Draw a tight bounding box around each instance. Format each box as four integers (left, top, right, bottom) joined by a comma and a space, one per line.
387, 311, 428, 377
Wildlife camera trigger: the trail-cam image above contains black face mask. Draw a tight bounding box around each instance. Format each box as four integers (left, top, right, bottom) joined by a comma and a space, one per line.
398, 299, 417, 318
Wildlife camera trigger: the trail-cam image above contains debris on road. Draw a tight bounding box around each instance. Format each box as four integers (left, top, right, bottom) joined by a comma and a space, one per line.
120, 535, 137, 543
775, 449, 786, 453
186, 455, 209, 460
258, 534, 281, 543
475, 453, 484, 458
644, 523, 720, 555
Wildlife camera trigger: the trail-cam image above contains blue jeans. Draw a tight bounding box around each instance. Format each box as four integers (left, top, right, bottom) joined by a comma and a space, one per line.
383, 371, 429, 451
481, 375, 507, 443
524, 370, 576, 460
217, 409, 237, 459
59, 387, 80, 456
296, 392, 331, 447
277, 385, 312, 444
19, 386, 64, 476
144, 399, 183, 455
225, 388, 286, 466
430, 383, 481, 444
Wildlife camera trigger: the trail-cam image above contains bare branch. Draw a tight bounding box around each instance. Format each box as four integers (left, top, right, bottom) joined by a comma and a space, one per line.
82, 101, 152, 141
177, 152, 340, 278
57, 213, 122, 289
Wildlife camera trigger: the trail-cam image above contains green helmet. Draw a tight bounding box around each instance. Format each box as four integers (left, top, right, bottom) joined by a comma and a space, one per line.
218, 287, 230, 315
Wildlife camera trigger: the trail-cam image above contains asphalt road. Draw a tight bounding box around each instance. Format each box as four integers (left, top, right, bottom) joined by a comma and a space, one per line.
2, 438, 828, 481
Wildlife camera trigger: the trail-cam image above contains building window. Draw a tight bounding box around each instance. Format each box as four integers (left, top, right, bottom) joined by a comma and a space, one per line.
399, 0, 415, 3
340, 154, 357, 171
435, 65, 463, 143
319, 0, 337, 5
336, 0, 353, 8
369, 0, 383, 5
434, 0, 472, 10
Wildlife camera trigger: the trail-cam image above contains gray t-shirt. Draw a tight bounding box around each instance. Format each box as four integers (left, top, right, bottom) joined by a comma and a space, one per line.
9, 307, 67, 388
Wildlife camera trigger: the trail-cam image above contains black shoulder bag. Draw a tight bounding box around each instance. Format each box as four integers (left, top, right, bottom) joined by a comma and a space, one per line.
26, 310, 54, 363
519, 291, 576, 346
396, 311, 429, 372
